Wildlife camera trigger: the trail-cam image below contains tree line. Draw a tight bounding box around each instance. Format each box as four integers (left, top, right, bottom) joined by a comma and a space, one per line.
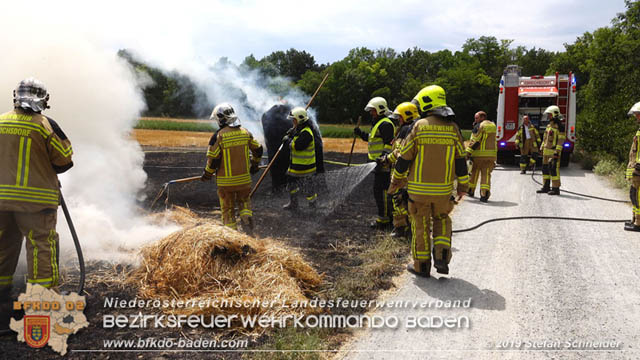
121, 1, 640, 161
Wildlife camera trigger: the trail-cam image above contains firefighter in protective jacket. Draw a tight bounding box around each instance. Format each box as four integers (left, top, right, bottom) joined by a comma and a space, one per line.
202, 103, 263, 234
381, 102, 419, 238
0, 78, 73, 329
354, 97, 396, 229
388, 85, 469, 277
465, 111, 497, 202
515, 115, 541, 174
625, 101, 640, 232
283, 107, 318, 210
537, 105, 565, 196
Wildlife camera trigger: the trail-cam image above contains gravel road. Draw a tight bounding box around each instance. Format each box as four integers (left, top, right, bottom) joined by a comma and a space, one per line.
341, 164, 640, 360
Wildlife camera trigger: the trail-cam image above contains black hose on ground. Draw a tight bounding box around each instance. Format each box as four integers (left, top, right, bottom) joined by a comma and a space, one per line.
453, 215, 626, 233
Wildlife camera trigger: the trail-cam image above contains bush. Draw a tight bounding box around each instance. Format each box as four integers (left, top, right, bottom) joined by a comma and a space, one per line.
593, 159, 621, 176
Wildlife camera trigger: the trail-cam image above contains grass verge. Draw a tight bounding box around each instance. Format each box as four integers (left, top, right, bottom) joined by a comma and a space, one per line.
247, 234, 408, 360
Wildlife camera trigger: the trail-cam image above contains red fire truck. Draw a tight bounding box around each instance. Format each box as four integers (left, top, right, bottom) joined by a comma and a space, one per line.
496, 65, 577, 166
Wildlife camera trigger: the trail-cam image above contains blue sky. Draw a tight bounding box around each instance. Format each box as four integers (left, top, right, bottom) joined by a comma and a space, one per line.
2, 0, 629, 68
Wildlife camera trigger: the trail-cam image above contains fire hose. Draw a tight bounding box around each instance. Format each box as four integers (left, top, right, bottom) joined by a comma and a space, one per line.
451, 163, 630, 233
60, 192, 85, 295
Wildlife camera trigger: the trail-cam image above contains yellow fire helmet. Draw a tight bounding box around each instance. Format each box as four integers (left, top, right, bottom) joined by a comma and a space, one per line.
391, 102, 419, 123
412, 85, 446, 113
628, 101, 640, 116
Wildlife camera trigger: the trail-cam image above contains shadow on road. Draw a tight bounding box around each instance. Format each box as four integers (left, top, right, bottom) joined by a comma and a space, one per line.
465, 199, 519, 207
412, 276, 506, 311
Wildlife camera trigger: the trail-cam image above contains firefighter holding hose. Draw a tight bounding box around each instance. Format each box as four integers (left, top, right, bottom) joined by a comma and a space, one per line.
354, 97, 396, 229
537, 105, 565, 195
625, 101, 640, 232
380, 102, 419, 239
282, 107, 318, 210
515, 115, 541, 174
465, 111, 497, 202
202, 103, 263, 235
0, 78, 74, 330
388, 85, 469, 277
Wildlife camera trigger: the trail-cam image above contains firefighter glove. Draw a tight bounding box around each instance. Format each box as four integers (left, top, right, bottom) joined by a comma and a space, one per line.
250, 163, 260, 174
286, 127, 296, 136
201, 170, 213, 182
553, 153, 560, 159
282, 135, 291, 145
354, 127, 364, 137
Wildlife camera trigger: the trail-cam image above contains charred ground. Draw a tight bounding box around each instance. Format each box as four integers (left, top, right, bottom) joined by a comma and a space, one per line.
0, 148, 408, 359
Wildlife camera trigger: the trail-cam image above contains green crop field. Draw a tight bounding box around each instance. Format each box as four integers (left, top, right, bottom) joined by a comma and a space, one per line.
135, 119, 217, 132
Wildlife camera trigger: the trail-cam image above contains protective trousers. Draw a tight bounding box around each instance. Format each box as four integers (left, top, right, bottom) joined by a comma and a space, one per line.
217, 186, 252, 230
519, 140, 538, 170
0, 210, 60, 290
392, 195, 409, 228
408, 195, 454, 271
469, 158, 495, 197
374, 171, 392, 224
287, 175, 317, 206
542, 155, 561, 188
630, 177, 640, 226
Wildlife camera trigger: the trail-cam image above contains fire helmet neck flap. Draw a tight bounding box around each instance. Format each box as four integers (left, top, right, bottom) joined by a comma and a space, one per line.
13, 77, 50, 113
211, 103, 241, 127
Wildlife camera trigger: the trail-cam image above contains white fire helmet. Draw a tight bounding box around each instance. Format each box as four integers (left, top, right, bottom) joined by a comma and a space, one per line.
628, 101, 640, 116
210, 103, 241, 127
288, 107, 309, 124
364, 97, 391, 116
13, 77, 50, 112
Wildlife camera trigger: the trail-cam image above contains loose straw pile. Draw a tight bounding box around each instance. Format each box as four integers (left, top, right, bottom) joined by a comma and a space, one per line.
129, 211, 323, 329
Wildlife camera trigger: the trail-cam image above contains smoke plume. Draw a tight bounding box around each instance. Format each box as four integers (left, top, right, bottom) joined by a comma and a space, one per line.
0, 23, 178, 263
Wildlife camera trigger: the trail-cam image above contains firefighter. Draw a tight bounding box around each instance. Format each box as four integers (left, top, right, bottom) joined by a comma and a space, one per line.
202, 103, 263, 235
465, 111, 497, 202
537, 105, 565, 195
625, 101, 640, 232
381, 102, 419, 238
388, 85, 469, 277
354, 97, 396, 229
0, 78, 73, 330
282, 107, 318, 210
515, 115, 541, 174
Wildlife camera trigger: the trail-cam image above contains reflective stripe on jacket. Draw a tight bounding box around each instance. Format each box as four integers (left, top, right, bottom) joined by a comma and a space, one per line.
288, 126, 316, 177
466, 120, 497, 159
627, 129, 640, 179
395, 116, 469, 197
541, 123, 566, 157
368, 117, 395, 161
206, 126, 262, 187
0, 109, 72, 212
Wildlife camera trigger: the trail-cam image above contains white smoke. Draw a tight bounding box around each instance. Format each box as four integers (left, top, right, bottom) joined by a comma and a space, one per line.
0, 22, 178, 263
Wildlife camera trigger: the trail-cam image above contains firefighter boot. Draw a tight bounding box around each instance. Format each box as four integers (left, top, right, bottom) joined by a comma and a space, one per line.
391, 226, 409, 239
467, 188, 475, 198
242, 217, 254, 236
283, 194, 299, 211
480, 191, 490, 203
536, 180, 550, 193
434, 249, 449, 275
407, 261, 430, 278
520, 169, 526, 174
548, 187, 560, 196
624, 223, 640, 232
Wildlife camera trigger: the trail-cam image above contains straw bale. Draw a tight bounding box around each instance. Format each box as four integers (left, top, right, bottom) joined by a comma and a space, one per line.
129, 220, 323, 327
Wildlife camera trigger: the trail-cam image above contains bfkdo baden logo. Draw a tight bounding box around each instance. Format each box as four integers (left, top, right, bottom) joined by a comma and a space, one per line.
10, 284, 89, 355
24, 315, 50, 348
